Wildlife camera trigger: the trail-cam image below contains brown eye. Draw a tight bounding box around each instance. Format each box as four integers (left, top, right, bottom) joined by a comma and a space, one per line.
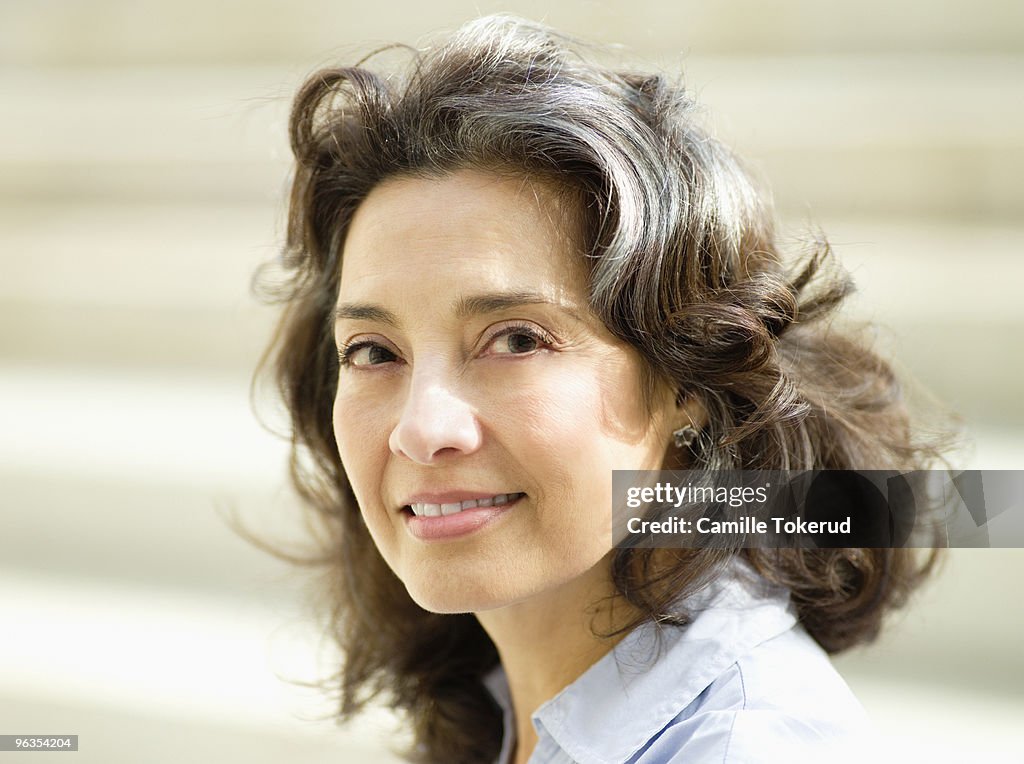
487, 324, 553, 356
506, 332, 539, 354
340, 342, 397, 367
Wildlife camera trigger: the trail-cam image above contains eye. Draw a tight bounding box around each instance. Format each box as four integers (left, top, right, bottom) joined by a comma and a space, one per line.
338, 341, 398, 368
486, 323, 555, 356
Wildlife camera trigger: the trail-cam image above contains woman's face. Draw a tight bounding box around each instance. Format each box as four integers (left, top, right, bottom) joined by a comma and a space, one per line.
333, 169, 678, 613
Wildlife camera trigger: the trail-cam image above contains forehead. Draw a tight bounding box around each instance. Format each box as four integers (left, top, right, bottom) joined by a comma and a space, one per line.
338, 169, 587, 295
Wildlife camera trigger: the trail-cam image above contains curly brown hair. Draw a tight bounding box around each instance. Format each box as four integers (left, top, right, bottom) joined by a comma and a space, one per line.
255, 15, 954, 763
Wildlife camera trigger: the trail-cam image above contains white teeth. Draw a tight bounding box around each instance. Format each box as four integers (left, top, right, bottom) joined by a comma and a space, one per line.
409, 492, 522, 517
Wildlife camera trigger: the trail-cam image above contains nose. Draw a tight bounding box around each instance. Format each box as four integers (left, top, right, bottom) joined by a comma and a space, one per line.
389, 371, 482, 464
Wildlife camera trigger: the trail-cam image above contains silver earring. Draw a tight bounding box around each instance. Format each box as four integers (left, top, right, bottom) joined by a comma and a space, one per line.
673, 425, 698, 449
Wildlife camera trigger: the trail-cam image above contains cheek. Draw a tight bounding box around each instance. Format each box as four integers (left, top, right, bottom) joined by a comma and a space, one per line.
500, 351, 664, 503
332, 389, 391, 508
503, 368, 625, 563
594, 352, 662, 450
491, 362, 613, 488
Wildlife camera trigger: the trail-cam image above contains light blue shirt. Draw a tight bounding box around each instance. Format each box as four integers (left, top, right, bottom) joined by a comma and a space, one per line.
484, 560, 878, 763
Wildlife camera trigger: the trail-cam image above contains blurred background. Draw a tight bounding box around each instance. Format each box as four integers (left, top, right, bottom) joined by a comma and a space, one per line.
1, 1, 1022, 762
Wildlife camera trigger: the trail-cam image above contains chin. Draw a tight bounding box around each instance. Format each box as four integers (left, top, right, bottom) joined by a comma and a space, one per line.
403, 581, 507, 610
403, 576, 530, 615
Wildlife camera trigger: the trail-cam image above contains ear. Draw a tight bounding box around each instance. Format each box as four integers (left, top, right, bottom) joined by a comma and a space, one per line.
675, 391, 708, 432
660, 391, 708, 470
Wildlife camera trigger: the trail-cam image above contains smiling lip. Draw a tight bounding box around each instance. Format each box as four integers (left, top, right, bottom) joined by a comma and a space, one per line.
403, 493, 525, 541
401, 490, 517, 507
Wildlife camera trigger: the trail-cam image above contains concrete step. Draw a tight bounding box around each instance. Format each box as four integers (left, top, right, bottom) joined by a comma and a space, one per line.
0, 570, 406, 764
1, 0, 1022, 66
0, 362, 298, 598
2, 57, 1022, 219
0, 67, 291, 204
0, 200, 278, 372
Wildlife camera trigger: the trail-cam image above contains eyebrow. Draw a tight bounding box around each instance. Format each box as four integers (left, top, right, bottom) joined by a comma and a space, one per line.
333, 290, 586, 327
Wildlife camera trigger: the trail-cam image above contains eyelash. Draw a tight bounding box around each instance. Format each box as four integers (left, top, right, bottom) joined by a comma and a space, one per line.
337, 322, 556, 369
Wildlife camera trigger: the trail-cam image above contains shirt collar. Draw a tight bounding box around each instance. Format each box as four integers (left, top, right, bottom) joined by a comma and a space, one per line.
484, 558, 797, 763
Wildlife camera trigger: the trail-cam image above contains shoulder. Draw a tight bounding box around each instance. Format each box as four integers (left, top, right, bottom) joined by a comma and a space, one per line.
629, 625, 879, 764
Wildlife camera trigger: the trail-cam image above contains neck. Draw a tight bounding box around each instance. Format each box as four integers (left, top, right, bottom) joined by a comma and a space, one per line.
475, 554, 637, 764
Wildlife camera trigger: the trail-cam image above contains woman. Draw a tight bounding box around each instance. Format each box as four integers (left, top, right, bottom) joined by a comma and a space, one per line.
258, 15, 950, 764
